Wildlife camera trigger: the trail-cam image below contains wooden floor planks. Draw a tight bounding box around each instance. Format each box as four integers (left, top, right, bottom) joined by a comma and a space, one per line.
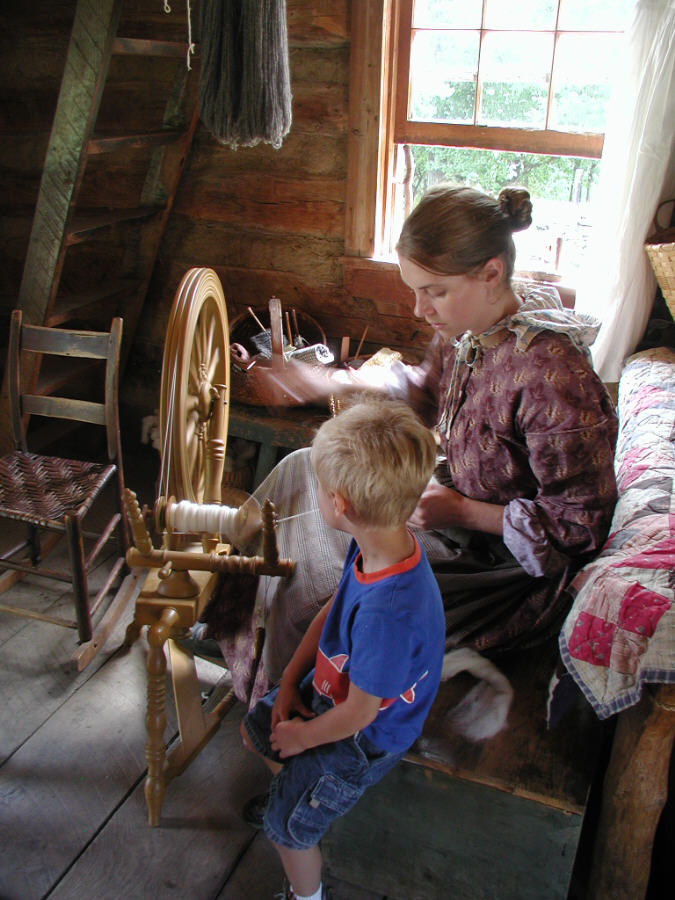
0, 523, 386, 900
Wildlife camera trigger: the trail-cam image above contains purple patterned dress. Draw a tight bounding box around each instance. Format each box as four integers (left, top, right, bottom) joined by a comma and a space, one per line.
391, 288, 618, 652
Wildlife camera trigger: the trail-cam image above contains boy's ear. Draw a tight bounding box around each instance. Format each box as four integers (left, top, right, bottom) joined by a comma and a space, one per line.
332, 490, 348, 517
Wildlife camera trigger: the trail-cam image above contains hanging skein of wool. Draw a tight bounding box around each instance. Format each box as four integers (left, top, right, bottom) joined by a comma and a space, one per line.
199, 0, 293, 150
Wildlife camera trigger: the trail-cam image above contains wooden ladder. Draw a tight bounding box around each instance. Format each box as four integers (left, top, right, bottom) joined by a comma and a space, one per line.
0, 0, 199, 453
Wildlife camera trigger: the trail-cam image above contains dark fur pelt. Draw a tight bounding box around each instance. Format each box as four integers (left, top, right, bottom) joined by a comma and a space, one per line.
199, 571, 259, 640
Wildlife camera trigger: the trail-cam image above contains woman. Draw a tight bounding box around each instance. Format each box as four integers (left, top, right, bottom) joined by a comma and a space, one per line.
203, 184, 618, 704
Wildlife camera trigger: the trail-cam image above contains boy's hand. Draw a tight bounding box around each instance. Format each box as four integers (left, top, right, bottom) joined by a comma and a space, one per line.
271, 678, 315, 730
270, 718, 308, 758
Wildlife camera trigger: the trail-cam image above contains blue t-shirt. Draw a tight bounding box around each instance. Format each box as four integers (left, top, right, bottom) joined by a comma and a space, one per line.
312, 536, 445, 752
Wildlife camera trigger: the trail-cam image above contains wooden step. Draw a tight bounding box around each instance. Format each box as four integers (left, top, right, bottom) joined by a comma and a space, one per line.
65, 207, 161, 245
87, 129, 184, 155
0, 0, 200, 458
45, 279, 141, 327
322, 640, 610, 900
112, 37, 188, 58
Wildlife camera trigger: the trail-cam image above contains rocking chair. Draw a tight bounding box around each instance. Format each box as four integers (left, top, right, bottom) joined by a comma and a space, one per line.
0, 309, 130, 670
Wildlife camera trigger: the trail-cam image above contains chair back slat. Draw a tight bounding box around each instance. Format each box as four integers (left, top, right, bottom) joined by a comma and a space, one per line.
20, 324, 112, 359
22, 395, 106, 426
8, 309, 123, 460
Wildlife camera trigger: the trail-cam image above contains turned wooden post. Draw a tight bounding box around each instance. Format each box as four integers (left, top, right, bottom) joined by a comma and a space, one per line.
144, 606, 180, 827
588, 684, 675, 900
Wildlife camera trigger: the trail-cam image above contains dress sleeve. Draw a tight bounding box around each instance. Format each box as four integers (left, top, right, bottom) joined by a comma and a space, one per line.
502, 341, 618, 578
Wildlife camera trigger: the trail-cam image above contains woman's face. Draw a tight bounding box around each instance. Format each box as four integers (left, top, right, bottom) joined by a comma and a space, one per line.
398, 255, 497, 340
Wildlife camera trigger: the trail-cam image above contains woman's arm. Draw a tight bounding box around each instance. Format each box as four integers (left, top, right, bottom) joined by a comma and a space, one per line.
408, 480, 504, 534
270, 681, 382, 758
502, 345, 618, 576
245, 336, 442, 418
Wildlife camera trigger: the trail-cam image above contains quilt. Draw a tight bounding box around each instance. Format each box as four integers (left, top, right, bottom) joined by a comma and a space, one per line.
559, 346, 675, 719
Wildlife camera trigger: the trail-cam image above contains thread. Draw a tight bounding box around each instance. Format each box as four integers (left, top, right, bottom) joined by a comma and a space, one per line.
276, 509, 317, 524
169, 500, 239, 538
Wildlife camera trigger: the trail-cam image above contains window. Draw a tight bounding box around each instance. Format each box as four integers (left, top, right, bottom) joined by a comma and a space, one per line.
345, 0, 631, 290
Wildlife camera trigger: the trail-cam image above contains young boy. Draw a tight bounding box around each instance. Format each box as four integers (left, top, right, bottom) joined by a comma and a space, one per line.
240, 398, 445, 900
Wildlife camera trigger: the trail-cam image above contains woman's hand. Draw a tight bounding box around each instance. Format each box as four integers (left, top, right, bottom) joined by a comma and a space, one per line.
271, 676, 315, 730
408, 481, 505, 535
408, 481, 464, 530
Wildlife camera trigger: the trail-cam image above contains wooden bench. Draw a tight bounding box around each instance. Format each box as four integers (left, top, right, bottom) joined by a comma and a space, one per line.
322, 639, 609, 900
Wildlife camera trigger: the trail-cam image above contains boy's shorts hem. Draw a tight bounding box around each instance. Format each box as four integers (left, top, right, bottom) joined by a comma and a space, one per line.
243, 714, 276, 761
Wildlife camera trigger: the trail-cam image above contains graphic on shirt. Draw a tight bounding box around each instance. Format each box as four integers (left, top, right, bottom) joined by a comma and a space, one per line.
313, 647, 428, 710
313, 650, 349, 702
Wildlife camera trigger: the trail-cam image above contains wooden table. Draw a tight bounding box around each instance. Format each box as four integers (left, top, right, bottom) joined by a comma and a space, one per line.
227, 402, 328, 488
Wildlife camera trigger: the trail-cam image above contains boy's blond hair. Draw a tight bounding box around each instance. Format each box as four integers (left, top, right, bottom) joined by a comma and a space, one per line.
310, 399, 436, 528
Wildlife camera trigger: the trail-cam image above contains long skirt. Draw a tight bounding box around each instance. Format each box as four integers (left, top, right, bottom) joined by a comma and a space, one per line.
212, 448, 570, 704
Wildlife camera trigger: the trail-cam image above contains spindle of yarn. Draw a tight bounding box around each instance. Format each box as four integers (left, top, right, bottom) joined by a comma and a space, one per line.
166, 495, 262, 549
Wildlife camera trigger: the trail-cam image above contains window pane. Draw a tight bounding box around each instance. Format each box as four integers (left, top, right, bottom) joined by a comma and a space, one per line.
478, 32, 553, 128
558, 0, 632, 30
409, 31, 479, 123
551, 33, 621, 132
413, 0, 482, 29
406, 144, 601, 280
484, 0, 557, 30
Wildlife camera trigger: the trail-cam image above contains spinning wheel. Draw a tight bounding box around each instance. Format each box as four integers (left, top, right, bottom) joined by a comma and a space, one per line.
159, 267, 230, 505
125, 268, 294, 826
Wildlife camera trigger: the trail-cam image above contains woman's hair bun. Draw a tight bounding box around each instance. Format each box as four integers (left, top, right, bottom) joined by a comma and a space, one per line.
498, 187, 532, 233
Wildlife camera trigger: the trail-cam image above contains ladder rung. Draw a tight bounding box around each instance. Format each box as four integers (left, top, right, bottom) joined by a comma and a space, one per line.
112, 37, 189, 58
66, 208, 161, 245
87, 130, 184, 155
46, 279, 141, 326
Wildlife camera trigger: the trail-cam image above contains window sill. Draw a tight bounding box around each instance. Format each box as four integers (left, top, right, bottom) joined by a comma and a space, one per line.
342, 256, 576, 309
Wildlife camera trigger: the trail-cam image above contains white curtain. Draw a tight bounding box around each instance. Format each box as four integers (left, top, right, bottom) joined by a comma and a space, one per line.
575, 0, 675, 382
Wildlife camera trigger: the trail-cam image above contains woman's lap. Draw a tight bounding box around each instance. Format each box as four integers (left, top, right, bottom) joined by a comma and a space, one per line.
216, 447, 563, 700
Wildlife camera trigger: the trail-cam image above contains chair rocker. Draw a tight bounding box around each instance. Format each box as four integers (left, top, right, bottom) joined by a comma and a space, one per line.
0, 309, 131, 670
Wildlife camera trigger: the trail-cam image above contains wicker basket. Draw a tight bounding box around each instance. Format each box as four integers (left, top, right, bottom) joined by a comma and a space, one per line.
645, 199, 675, 321
229, 306, 328, 406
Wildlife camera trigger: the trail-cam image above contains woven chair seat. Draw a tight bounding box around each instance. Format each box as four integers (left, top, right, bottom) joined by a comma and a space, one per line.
0, 451, 114, 526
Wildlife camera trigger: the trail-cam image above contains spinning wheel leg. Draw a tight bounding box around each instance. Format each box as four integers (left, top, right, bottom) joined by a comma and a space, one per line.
144, 606, 179, 826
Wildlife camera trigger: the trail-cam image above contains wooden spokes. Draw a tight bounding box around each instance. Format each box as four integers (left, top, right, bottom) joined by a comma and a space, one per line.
159, 268, 230, 504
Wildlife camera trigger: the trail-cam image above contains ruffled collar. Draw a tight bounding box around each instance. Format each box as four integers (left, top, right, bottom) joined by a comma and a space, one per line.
438, 284, 601, 443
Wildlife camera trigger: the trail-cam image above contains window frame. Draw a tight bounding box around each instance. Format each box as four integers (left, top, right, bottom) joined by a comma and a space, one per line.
394, 0, 607, 157
345, 0, 614, 292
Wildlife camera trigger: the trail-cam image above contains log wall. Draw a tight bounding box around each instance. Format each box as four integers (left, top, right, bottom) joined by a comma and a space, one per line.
123, 0, 429, 419
0, 0, 428, 426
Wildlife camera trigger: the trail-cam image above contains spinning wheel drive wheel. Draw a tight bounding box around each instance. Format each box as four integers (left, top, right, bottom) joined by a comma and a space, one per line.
159, 268, 230, 504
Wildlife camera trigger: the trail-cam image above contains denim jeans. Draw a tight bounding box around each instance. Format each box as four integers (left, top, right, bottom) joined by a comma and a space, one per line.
243, 674, 405, 849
